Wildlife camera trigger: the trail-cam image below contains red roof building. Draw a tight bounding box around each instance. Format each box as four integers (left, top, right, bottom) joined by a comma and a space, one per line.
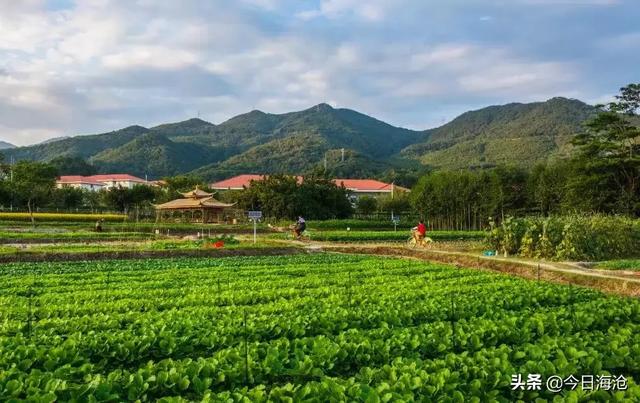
210, 174, 266, 190
210, 174, 304, 190
56, 176, 105, 191
210, 175, 408, 198
334, 179, 392, 193
84, 174, 147, 182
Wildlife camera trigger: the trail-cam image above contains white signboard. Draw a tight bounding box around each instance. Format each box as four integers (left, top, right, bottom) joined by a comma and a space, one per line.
248, 211, 262, 244
248, 211, 262, 220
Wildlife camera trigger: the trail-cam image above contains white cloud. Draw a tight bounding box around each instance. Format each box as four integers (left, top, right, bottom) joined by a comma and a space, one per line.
0, 126, 62, 146
297, 0, 390, 21
458, 59, 574, 95
408, 45, 472, 70
102, 47, 200, 70
0, 0, 634, 146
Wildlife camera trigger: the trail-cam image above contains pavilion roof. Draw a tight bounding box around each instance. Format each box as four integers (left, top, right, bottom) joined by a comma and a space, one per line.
180, 186, 213, 199
155, 196, 235, 210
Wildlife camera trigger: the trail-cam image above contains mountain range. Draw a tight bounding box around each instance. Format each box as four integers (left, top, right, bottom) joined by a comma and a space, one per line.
0, 97, 596, 180
0, 141, 15, 150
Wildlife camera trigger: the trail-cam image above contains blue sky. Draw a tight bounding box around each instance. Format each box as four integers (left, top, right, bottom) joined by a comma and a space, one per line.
0, 0, 638, 145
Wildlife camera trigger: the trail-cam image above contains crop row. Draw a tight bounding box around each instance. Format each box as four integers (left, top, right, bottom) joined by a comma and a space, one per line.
0, 254, 638, 401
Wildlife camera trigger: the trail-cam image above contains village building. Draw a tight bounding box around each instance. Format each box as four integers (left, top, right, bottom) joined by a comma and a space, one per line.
56, 174, 149, 190
333, 179, 409, 199
210, 174, 408, 199
210, 174, 304, 191
154, 186, 235, 223
55, 175, 105, 191
210, 174, 265, 191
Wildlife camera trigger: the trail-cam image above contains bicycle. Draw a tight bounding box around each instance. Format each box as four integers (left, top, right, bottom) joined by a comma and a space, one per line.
406, 230, 433, 248
287, 224, 311, 242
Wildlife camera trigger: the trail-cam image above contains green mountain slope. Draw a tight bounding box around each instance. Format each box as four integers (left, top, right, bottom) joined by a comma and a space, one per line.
89, 133, 225, 178
192, 133, 327, 180
0, 141, 16, 150
401, 97, 595, 169
3, 125, 149, 161
0, 98, 598, 178
199, 103, 421, 156
190, 104, 422, 180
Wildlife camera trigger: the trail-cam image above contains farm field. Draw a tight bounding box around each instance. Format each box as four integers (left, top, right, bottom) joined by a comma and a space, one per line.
0, 218, 472, 235
1, 254, 639, 401
0, 221, 263, 234
0, 213, 126, 222
276, 219, 420, 231
594, 260, 640, 271
0, 230, 156, 243
0, 238, 279, 257
269, 230, 484, 242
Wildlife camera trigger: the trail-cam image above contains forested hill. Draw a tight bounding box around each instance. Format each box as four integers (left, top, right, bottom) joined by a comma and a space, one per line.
0, 141, 15, 150
1, 98, 596, 178
190, 103, 423, 180
401, 97, 595, 169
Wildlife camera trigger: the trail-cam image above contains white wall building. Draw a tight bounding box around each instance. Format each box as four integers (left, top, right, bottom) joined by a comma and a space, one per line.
56, 176, 105, 191
56, 174, 148, 191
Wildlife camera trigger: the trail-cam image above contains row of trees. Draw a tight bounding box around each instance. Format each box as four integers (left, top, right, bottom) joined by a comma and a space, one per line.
220, 174, 353, 220
409, 83, 640, 229
0, 162, 214, 220
410, 167, 528, 230
0, 164, 353, 222
353, 195, 411, 216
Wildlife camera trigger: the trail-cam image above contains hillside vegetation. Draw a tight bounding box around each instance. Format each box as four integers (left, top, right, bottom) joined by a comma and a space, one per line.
402, 97, 595, 169
0, 141, 15, 150
1, 98, 595, 178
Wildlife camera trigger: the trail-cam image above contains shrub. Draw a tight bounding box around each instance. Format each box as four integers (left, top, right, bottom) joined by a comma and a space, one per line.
487, 216, 527, 257
519, 218, 542, 257
487, 214, 640, 261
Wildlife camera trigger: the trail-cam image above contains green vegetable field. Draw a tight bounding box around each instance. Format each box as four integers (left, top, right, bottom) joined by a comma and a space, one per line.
594, 260, 640, 271
1, 254, 639, 401
0, 231, 155, 243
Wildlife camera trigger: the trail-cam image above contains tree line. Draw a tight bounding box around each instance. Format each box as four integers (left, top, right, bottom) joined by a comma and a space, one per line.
218, 174, 353, 220
409, 83, 640, 229
0, 164, 207, 220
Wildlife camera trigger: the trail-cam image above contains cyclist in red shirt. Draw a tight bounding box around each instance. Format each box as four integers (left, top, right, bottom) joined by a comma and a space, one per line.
413, 220, 427, 246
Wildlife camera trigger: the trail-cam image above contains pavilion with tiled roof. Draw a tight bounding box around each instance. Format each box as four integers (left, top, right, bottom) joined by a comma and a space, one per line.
154, 186, 235, 223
